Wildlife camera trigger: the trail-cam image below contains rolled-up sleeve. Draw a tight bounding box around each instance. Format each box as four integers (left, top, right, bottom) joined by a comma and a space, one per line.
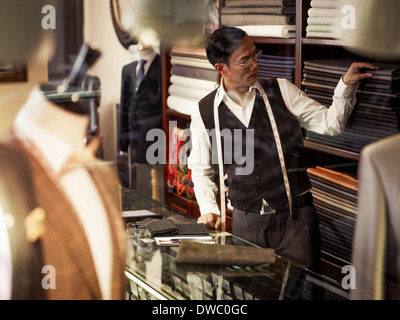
278, 77, 358, 136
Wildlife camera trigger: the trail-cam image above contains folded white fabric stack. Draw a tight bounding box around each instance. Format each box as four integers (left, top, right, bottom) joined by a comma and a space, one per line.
306, 0, 340, 38
221, 0, 296, 38
167, 47, 219, 116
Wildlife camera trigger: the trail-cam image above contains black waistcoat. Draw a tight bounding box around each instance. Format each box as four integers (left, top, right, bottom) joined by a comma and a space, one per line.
198, 79, 311, 212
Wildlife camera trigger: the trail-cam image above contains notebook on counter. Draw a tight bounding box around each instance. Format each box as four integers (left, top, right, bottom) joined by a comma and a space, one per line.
154, 235, 215, 247
146, 218, 213, 246
122, 209, 163, 221
146, 218, 210, 237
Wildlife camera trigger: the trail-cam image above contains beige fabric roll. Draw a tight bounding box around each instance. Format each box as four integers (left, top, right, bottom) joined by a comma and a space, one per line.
176, 240, 276, 266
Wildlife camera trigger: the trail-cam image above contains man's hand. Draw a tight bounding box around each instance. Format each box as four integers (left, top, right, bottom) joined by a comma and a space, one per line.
197, 213, 221, 230
343, 62, 379, 86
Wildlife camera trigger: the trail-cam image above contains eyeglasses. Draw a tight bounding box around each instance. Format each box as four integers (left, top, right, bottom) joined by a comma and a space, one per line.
228, 49, 262, 68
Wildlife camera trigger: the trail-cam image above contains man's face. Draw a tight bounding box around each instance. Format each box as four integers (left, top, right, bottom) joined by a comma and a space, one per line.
220, 35, 258, 89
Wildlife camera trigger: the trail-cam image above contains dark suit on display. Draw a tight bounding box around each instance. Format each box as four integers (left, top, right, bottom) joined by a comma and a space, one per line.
119, 55, 163, 164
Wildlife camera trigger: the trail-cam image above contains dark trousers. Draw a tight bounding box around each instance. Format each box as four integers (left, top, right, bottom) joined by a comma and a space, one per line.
231, 203, 321, 272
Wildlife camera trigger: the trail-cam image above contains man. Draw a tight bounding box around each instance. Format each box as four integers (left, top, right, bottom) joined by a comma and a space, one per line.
188, 26, 377, 270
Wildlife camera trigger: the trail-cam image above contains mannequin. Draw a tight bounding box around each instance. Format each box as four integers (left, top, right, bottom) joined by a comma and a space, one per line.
0, 11, 126, 300
5, 84, 127, 299
119, 41, 163, 201
0, 0, 53, 300
352, 133, 400, 299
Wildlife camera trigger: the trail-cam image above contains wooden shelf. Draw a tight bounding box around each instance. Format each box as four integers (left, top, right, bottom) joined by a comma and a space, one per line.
166, 108, 191, 121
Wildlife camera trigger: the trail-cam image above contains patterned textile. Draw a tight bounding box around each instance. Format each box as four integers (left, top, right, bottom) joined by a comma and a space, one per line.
176, 240, 276, 266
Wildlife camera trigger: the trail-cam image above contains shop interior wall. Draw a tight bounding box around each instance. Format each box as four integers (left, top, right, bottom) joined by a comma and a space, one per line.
0, 0, 130, 170
0, 61, 48, 140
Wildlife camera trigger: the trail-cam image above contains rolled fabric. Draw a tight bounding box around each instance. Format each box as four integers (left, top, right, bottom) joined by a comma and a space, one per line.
235, 25, 296, 38
170, 56, 215, 70
307, 8, 340, 17
171, 64, 219, 82
170, 75, 219, 92
225, 0, 296, 6
167, 95, 199, 116
176, 240, 276, 266
222, 13, 295, 26
306, 24, 336, 33
310, 0, 339, 8
168, 84, 213, 102
221, 6, 296, 15
306, 31, 338, 38
307, 16, 337, 25
171, 46, 207, 59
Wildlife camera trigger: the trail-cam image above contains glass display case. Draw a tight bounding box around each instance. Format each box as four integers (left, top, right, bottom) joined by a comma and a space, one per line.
122, 188, 349, 300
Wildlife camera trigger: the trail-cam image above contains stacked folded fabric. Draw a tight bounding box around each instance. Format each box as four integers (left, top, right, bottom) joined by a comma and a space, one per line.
221, 0, 296, 38
306, 0, 340, 38
307, 166, 358, 273
257, 53, 295, 82
302, 59, 400, 154
167, 46, 219, 116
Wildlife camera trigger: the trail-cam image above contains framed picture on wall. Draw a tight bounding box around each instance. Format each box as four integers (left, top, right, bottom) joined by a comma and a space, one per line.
0, 62, 27, 82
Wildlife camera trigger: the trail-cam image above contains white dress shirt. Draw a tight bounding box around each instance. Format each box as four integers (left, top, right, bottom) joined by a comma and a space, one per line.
188, 77, 358, 216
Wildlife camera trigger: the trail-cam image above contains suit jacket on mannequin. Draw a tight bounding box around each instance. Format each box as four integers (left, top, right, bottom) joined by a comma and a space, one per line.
7, 88, 127, 300
119, 52, 163, 163
0, 144, 44, 300
352, 133, 400, 300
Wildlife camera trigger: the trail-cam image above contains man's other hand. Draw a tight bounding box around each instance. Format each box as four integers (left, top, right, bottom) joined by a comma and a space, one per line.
197, 213, 221, 230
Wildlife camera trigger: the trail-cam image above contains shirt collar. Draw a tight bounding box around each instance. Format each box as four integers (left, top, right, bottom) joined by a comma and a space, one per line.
13, 87, 80, 175
215, 76, 261, 108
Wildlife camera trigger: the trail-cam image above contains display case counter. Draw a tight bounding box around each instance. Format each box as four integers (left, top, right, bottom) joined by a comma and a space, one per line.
122, 188, 349, 300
